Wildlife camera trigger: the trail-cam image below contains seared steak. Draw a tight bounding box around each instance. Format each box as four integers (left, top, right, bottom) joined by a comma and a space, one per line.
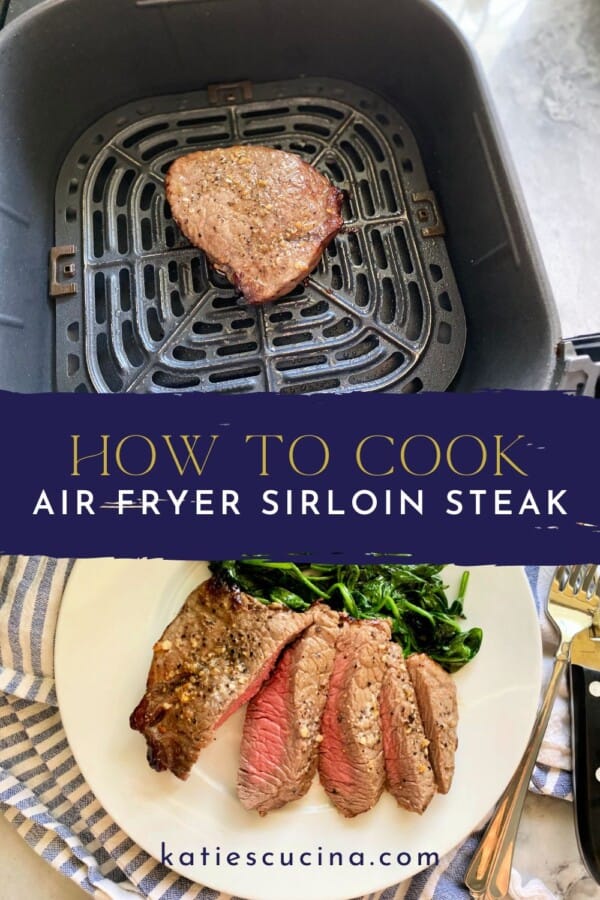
165, 145, 344, 305
406, 654, 458, 794
380, 643, 435, 814
318, 618, 390, 817
130, 577, 313, 780
238, 605, 340, 814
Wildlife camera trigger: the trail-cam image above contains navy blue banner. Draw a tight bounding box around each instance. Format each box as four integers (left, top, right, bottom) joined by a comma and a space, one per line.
0, 390, 598, 563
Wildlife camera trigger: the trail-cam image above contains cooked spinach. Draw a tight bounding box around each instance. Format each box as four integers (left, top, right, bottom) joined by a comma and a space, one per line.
209, 560, 482, 673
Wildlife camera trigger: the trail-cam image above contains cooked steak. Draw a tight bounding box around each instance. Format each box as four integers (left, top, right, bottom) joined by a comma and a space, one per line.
318, 618, 390, 817
406, 654, 458, 794
380, 643, 435, 814
238, 605, 340, 814
130, 577, 314, 780
165, 145, 344, 305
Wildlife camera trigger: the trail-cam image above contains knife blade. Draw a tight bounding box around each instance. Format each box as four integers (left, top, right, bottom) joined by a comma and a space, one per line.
570, 606, 600, 885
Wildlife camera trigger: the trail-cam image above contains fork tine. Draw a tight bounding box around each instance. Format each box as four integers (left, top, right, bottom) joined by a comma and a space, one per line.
568, 565, 584, 592
552, 565, 599, 599
582, 565, 598, 598
555, 566, 569, 589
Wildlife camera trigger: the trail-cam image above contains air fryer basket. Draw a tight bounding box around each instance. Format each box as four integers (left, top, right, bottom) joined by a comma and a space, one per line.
53, 79, 465, 394
2, 0, 595, 394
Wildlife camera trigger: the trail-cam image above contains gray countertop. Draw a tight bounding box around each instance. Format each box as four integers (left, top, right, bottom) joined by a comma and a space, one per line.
1, 1, 599, 899
433, 0, 600, 342
6, 0, 600, 341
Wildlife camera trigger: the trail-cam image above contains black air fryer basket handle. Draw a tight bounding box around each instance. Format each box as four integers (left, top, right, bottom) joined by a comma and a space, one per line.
556, 336, 600, 397
570, 334, 600, 363
0, 0, 11, 29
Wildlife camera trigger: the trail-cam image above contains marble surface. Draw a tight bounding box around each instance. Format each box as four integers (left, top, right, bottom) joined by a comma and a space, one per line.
0, 817, 85, 900
432, 0, 600, 342
1, 1, 600, 899
513, 795, 600, 900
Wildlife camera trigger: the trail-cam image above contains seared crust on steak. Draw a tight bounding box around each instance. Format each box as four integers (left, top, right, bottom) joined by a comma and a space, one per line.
318, 618, 390, 817
130, 577, 313, 780
406, 654, 458, 794
380, 643, 436, 813
238, 605, 341, 814
165, 145, 344, 305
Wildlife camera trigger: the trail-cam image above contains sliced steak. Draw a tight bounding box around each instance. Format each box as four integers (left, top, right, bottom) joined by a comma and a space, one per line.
406, 653, 458, 794
380, 643, 435, 814
318, 618, 390, 817
238, 605, 340, 814
130, 577, 313, 780
165, 145, 344, 305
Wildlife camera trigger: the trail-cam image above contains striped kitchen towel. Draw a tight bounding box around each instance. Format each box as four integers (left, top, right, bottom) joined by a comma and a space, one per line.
0, 558, 570, 900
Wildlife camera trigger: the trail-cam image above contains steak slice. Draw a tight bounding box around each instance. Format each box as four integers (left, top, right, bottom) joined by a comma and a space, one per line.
165, 145, 344, 305
380, 643, 435, 814
237, 605, 340, 814
318, 618, 390, 817
406, 654, 458, 794
130, 577, 314, 780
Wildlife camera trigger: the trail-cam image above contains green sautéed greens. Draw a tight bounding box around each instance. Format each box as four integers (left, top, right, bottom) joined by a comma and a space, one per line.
209, 561, 482, 673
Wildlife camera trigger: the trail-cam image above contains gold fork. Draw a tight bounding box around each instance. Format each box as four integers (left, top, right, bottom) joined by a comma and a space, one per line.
465, 564, 599, 899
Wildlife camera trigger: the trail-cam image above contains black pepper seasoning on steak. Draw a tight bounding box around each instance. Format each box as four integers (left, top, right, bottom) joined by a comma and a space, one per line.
165, 145, 344, 304
318, 618, 391, 818
238, 605, 341, 814
380, 643, 436, 813
130, 577, 314, 780
406, 653, 458, 794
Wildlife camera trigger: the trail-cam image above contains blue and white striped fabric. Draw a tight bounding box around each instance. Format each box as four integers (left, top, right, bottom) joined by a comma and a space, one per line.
0, 558, 569, 900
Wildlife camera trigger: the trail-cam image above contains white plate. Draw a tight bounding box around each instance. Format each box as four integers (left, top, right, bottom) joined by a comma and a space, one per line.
55, 561, 541, 900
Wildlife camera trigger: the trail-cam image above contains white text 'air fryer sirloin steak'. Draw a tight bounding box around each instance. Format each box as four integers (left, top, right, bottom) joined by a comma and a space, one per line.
165, 145, 344, 304
130, 576, 458, 816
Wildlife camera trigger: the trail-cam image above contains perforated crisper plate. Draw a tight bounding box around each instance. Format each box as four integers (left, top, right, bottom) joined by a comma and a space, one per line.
53, 78, 465, 394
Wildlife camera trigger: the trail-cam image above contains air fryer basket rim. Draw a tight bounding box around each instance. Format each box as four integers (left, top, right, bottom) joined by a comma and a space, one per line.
0, 0, 571, 393
0, 0, 557, 307
53, 77, 468, 395
0, 0, 561, 356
